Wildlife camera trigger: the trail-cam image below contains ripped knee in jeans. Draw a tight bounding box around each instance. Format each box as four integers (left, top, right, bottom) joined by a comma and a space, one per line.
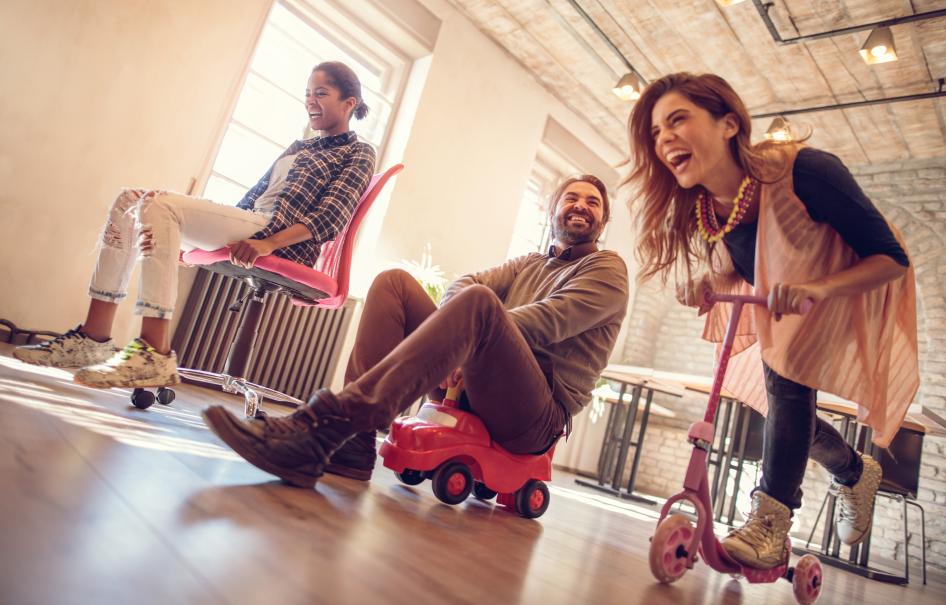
101, 188, 145, 248
134, 190, 171, 257
137, 226, 155, 257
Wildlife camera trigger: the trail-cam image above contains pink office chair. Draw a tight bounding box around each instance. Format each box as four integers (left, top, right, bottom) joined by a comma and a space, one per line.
175, 164, 404, 417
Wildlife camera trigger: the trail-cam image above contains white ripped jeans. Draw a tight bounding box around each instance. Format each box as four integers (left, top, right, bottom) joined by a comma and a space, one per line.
89, 189, 271, 319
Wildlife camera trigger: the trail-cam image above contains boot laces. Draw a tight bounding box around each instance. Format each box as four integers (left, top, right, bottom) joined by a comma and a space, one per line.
118, 339, 151, 361
835, 484, 861, 522
262, 406, 321, 437
731, 510, 778, 544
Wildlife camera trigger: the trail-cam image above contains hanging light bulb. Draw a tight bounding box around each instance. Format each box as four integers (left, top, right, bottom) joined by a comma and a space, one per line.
859, 27, 898, 64
612, 72, 644, 102
764, 117, 793, 142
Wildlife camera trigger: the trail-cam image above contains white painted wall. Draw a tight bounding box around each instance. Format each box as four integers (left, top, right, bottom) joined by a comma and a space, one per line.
1, 0, 634, 366
363, 0, 627, 285
0, 0, 272, 343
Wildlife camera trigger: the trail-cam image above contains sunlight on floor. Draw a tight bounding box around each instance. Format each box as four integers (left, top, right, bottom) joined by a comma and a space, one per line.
549, 484, 659, 522
0, 362, 241, 461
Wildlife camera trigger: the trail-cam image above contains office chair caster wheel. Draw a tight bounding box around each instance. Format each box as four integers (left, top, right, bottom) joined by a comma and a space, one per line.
649, 513, 694, 584
156, 387, 175, 405
792, 554, 822, 604
131, 388, 155, 409
515, 479, 550, 518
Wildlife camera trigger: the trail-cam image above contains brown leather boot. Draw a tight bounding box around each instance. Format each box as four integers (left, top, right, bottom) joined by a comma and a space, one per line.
325, 431, 377, 481
202, 389, 356, 488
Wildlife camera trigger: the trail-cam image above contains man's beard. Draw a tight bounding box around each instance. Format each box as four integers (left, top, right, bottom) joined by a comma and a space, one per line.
551, 214, 599, 246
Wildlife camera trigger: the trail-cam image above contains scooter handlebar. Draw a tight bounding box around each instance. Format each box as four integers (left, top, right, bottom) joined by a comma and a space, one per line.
704, 291, 814, 314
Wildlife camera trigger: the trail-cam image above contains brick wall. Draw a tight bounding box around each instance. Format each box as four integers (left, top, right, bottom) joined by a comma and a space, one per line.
617, 157, 946, 573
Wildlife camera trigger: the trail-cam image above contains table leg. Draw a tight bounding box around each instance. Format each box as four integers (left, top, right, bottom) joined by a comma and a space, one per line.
725, 405, 752, 525
621, 388, 656, 505
596, 382, 627, 483
712, 398, 736, 517
711, 398, 734, 504
610, 385, 643, 490
714, 399, 741, 520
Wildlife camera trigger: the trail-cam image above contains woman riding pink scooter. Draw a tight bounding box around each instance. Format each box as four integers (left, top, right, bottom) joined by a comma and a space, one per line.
625, 72, 918, 572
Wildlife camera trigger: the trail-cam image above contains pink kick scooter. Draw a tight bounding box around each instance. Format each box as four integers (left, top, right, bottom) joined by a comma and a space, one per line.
648, 293, 823, 604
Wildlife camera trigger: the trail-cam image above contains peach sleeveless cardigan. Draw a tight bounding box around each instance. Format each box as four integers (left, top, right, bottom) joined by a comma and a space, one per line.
702, 145, 919, 447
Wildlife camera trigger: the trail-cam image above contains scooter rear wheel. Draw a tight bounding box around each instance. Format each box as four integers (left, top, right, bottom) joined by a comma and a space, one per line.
649, 514, 695, 584
792, 554, 823, 604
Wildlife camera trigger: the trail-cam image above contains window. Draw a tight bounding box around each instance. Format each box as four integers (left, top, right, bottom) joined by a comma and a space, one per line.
202, 0, 411, 205
507, 118, 619, 259
506, 151, 576, 259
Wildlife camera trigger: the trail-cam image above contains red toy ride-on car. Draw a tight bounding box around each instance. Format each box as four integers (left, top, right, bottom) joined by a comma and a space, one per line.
379, 387, 557, 518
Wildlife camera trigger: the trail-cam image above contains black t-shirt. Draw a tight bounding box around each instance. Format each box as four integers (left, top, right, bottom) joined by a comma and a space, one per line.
723, 148, 909, 286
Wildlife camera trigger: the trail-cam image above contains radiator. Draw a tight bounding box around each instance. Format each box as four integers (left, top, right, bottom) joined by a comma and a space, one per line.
171, 269, 355, 401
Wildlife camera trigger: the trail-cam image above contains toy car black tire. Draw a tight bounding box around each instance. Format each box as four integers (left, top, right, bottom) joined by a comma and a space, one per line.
395, 468, 425, 486
515, 479, 550, 518
473, 482, 498, 500
431, 461, 473, 505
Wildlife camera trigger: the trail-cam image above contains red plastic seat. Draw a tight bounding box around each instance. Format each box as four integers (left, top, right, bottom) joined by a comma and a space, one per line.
178, 164, 404, 416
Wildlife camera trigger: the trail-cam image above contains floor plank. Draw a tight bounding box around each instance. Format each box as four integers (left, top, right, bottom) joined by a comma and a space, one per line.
0, 343, 943, 605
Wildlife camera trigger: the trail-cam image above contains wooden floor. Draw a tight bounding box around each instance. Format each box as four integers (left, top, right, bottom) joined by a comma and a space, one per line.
1, 343, 943, 605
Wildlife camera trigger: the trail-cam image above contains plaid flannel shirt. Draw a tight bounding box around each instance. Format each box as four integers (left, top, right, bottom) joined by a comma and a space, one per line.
236, 131, 376, 266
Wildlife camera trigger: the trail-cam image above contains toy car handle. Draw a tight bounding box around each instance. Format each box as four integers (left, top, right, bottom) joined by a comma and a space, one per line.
443, 385, 462, 407
705, 291, 814, 314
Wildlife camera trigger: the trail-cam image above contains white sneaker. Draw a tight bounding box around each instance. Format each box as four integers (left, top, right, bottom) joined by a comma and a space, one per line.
74, 338, 181, 389
13, 325, 117, 368
834, 454, 882, 545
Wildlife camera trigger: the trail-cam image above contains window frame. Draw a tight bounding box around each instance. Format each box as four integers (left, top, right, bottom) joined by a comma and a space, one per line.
196, 0, 414, 204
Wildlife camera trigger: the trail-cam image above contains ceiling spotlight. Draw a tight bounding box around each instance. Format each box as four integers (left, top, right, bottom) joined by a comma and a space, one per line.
715, 0, 748, 6
612, 72, 644, 102
859, 27, 898, 64
764, 117, 793, 142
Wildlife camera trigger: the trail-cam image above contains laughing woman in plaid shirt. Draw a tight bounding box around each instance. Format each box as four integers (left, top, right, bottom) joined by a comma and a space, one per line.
14, 61, 377, 389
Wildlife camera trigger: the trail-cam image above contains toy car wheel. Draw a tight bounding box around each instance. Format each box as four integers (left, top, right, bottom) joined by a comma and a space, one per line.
131, 388, 155, 410
156, 387, 175, 405
515, 479, 550, 518
649, 513, 694, 584
431, 462, 473, 505
395, 469, 425, 486
792, 554, 823, 604
473, 482, 497, 501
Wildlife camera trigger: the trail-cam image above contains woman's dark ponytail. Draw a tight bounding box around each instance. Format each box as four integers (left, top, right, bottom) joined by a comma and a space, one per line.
314, 61, 370, 121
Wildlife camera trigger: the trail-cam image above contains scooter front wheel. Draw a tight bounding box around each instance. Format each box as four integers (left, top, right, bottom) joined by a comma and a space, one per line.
649, 513, 695, 583
792, 554, 823, 604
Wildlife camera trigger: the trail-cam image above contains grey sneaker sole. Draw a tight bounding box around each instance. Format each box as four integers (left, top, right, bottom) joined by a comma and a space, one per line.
202, 406, 320, 489
12, 350, 102, 369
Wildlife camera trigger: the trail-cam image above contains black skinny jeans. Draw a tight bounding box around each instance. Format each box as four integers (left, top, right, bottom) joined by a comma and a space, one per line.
759, 363, 863, 510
